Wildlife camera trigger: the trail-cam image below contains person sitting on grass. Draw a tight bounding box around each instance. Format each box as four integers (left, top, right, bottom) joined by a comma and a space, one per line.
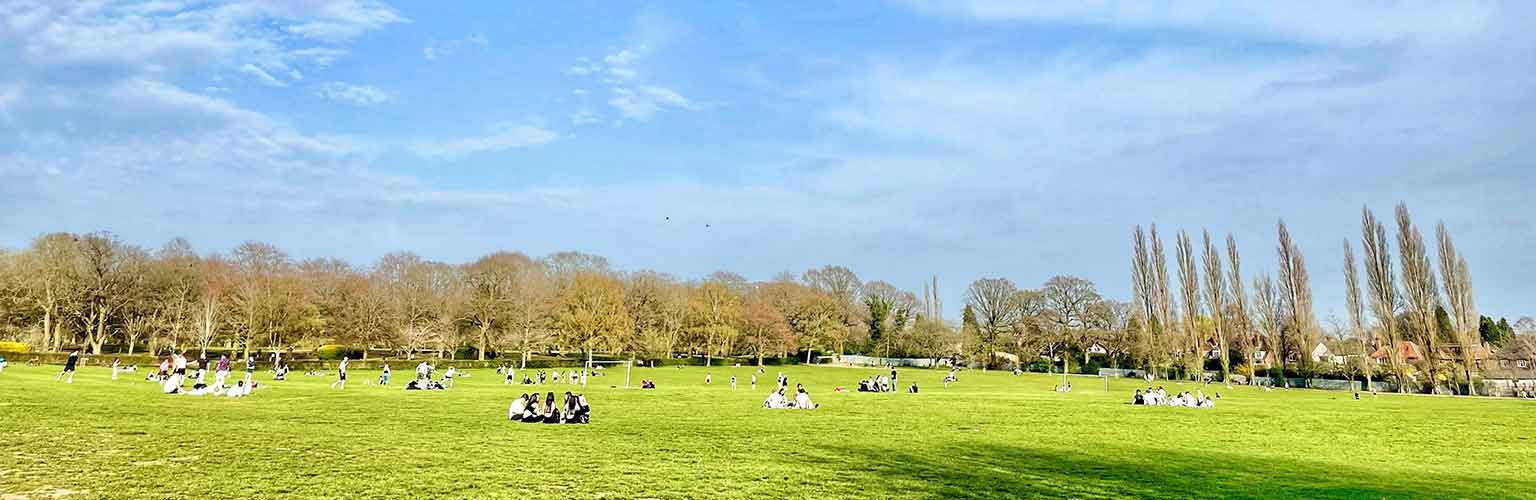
185, 382, 211, 396
227, 380, 248, 398
794, 384, 818, 409
542, 392, 562, 424
1133, 389, 1145, 405
521, 394, 544, 423
274, 364, 289, 381
575, 394, 591, 424
640, 379, 656, 389
908, 383, 919, 394
764, 388, 790, 409
522, 373, 533, 385
509, 393, 529, 420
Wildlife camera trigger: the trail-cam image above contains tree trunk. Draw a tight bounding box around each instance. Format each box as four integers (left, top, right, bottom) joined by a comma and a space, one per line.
478, 324, 489, 361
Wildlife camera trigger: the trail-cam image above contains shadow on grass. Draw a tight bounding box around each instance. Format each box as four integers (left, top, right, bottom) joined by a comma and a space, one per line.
814, 442, 1533, 500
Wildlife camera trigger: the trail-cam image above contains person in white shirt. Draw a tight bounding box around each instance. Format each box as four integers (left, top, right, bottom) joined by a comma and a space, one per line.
509, 394, 529, 420
764, 389, 789, 409
442, 366, 457, 388
794, 384, 817, 409
228, 380, 248, 398
172, 353, 189, 389
330, 357, 350, 390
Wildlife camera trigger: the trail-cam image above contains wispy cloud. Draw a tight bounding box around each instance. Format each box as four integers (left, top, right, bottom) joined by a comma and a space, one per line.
565, 45, 706, 123
424, 32, 491, 60
896, 1, 1495, 47
412, 123, 561, 159
239, 64, 288, 87
313, 82, 394, 106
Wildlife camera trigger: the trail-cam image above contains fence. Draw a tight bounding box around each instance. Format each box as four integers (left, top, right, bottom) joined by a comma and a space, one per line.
837, 355, 950, 368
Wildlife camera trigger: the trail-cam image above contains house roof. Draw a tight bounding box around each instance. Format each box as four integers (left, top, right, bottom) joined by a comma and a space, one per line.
1494, 339, 1535, 361
1370, 341, 1424, 361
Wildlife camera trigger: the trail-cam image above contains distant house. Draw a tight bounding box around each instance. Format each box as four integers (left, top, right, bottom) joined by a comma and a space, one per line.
1485, 340, 1536, 380
1317, 340, 1367, 365
1251, 350, 1277, 369
1370, 341, 1424, 364
1435, 343, 1493, 368
1087, 343, 1109, 355
1310, 342, 1334, 364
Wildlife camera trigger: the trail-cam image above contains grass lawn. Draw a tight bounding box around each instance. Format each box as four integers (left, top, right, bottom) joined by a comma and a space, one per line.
0, 362, 1532, 499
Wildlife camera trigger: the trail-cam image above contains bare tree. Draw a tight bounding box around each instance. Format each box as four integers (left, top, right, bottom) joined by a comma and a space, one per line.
1362, 207, 1407, 392
1436, 222, 1478, 395
1396, 203, 1442, 392
964, 277, 1023, 370
1201, 230, 1231, 383
1130, 226, 1161, 372
1343, 240, 1373, 392
1276, 220, 1319, 385
1225, 235, 1255, 384
556, 272, 633, 372
1041, 275, 1104, 370
1175, 231, 1202, 379
1253, 273, 1283, 385
1151, 225, 1176, 378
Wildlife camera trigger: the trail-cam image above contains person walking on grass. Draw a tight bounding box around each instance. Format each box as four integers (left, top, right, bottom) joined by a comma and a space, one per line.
245, 354, 259, 386
195, 354, 208, 385
731, 375, 737, 390
214, 355, 230, 391
111, 358, 121, 380
331, 357, 350, 390
56, 349, 80, 384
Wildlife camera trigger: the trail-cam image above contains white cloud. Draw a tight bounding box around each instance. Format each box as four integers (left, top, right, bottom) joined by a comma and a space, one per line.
566, 45, 704, 123
313, 82, 394, 106
898, 1, 1496, 47
570, 109, 599, 126
293, 47, 347, 67
423, 33, 491, 61
238, 64, 287, 87
603, 49, 639, 66
412, 123, 561, 159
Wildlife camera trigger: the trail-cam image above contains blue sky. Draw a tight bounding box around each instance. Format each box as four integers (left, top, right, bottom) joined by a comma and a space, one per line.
2, 1, 1534, 321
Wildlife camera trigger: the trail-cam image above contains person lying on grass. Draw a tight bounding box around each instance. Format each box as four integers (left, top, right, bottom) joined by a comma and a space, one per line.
405, 379, 446, 390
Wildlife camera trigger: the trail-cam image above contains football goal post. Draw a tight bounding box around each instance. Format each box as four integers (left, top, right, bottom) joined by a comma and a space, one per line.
585, 359, 635, 389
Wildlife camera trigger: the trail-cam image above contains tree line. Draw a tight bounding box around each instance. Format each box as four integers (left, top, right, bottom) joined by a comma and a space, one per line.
1125, 202, 1531, 394
0, 236, 987, 366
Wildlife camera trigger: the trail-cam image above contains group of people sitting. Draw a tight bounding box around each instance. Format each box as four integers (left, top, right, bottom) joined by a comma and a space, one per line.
499, 366, 588, 386
1133, 387, 1217, 408
639, 379, 657, 389
853, 377, 918, 393
508, 391, 590, 424
764, 383, 818, 409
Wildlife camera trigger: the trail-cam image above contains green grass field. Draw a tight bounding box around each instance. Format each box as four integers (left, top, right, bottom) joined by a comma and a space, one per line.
0, 363, 1531, 500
